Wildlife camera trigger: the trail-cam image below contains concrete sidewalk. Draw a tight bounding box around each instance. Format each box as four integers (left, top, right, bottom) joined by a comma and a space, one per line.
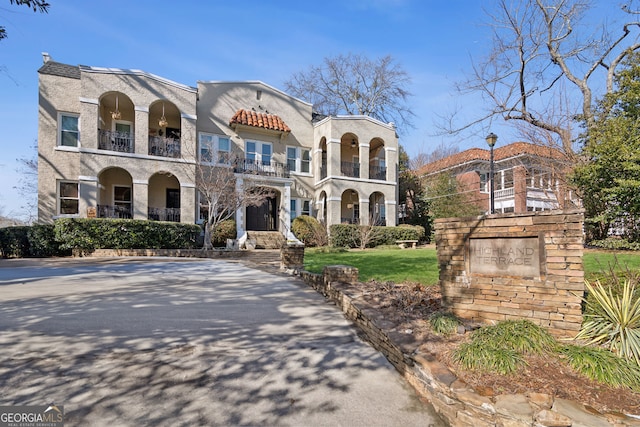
0, 257, 443, 426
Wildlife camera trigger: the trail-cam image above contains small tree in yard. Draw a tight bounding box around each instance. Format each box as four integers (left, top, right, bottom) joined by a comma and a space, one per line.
425, 173, 483, 219
196, 162, 268, 250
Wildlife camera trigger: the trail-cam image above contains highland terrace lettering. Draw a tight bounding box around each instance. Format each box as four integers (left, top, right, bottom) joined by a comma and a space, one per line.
469, 237, 541, 277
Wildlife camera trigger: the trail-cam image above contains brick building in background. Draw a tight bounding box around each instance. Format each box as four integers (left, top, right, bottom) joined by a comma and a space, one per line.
418, 142, 581, 214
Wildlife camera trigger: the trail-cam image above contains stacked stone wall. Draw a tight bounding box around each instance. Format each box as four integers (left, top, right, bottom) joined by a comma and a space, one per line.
435, 210, 585, 338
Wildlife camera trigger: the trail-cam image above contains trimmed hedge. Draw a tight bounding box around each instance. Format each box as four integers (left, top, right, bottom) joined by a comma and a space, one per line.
329, 224, 425, 248
588, 238, 640, 251
0, 224, 68, 258
211, 219, 237, 247
54, 218, 201, 254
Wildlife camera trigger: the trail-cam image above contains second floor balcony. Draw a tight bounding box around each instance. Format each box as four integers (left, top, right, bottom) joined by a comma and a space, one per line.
233, 158, 289, 178
341, 161, 360, 178
99, 130, 134, 153
370, 165, 387, 180
149, 136, 181, 158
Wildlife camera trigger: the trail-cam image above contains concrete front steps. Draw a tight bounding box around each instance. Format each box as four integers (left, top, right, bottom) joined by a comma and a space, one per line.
246, 231, 285, 249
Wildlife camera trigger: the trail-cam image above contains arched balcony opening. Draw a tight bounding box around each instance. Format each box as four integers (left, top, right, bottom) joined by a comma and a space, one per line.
97, 167, 133, 218
369, 192, 386, 226
99, 92, 135, 153
148, 172, 181, 222
369, 138, 386, 180
340, 133, 360, 178
319, 137, 327, 179
317, 190, 327, 223
149, 100, 181, 158
341, 189, 360, 224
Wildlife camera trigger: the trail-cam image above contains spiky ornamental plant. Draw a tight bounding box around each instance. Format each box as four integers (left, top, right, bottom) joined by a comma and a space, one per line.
575, 279, 640, 366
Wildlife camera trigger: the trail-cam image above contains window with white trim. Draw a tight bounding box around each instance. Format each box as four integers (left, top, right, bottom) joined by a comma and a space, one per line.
58, 181, 79, 215
290, 198, 312, 223
246, 141, 272, 165
287, 146, 311, 173
199, 133, 231, 163
59, 113, 79, 147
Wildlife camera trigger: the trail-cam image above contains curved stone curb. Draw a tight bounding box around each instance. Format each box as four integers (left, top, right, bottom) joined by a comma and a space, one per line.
299, 268, 640, 427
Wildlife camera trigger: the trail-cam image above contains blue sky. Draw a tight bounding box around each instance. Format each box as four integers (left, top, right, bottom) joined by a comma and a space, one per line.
0, 0, 506, 220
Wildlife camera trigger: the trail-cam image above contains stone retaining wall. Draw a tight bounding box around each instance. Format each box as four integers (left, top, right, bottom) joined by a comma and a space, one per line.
434, 210, 585, 338
301, 265, 640, 427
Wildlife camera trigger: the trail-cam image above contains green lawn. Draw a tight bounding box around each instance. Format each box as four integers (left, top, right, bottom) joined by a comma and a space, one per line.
304, 247, 440, 285
583, 250, 640, 282
304, 246, 640, 286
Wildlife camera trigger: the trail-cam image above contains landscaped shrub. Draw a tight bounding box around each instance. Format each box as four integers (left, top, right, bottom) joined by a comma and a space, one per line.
429, 312, 461, 336
588, 238, 640, 251
211, 219, 236, 247
0, 224, 67, 258
54, 218, 201, 254
452, 320, 557, 375
27, 224, 67, 257
329, 224, 361, 248
329, 224, 425, 248
576, 279, 640, 366
559, 344, 640, 391
0, 226, 30, 258
291, 215, 328, 247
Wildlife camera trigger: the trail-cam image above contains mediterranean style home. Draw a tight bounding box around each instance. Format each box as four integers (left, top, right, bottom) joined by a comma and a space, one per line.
36, 53, 398, 244
418, 142, 581, 214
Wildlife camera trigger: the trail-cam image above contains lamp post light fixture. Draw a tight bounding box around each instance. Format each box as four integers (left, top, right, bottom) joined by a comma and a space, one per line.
485, 132, 498, 214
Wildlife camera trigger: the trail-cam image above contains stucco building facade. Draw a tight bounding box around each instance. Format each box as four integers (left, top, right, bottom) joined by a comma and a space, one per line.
37, 54, 398, 242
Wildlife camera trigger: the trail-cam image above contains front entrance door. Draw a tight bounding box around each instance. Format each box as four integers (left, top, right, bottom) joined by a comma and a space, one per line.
246, 196, 277, 231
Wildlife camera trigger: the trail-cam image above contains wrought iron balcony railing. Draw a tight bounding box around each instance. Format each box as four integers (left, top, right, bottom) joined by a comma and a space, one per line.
97, 204, 132, 219
233, 158, 290, 178
341, 161, 360, 178
99, 130, 134, 153
149, 136, 181, 158
148, 207, 181, 222
370, 165, 387, 180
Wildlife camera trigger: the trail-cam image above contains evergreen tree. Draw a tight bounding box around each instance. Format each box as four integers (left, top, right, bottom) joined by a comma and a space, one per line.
573, 52, 640, 242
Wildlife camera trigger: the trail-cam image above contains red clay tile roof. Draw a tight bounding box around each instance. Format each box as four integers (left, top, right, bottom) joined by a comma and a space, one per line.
418, 142, 567, 175
230, 109, 291, 133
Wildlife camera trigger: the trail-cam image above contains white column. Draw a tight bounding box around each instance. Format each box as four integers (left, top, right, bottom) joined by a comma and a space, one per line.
78, 175, 98, 218
359, 142, 370, 180
235, 176, 246, 244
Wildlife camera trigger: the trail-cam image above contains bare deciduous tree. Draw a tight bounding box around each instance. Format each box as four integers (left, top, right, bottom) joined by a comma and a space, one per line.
1, 0, 49, 41
193, 161, 271, 250
285, 53, 415, 133
178, 135, 270, 250
444, 0, 640, 157
14, 142, 38, 223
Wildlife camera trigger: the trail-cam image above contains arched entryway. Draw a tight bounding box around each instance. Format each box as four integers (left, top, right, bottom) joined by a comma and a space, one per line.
148, 172, 181, 222
341, 189, 360, 224
246, 187, 280, 231
369, 192, 386, 225
317, 190, 328, 222
97, 167, 133, 218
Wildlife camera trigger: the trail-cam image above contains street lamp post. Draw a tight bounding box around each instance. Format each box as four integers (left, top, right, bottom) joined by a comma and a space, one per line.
485, 132, 498, 214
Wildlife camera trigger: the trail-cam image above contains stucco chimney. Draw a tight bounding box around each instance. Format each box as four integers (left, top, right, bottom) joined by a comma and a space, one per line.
42, 52, 51, 63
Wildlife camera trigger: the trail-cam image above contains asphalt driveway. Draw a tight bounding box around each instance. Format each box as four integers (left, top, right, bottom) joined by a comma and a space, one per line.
0, 257, 443, 426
